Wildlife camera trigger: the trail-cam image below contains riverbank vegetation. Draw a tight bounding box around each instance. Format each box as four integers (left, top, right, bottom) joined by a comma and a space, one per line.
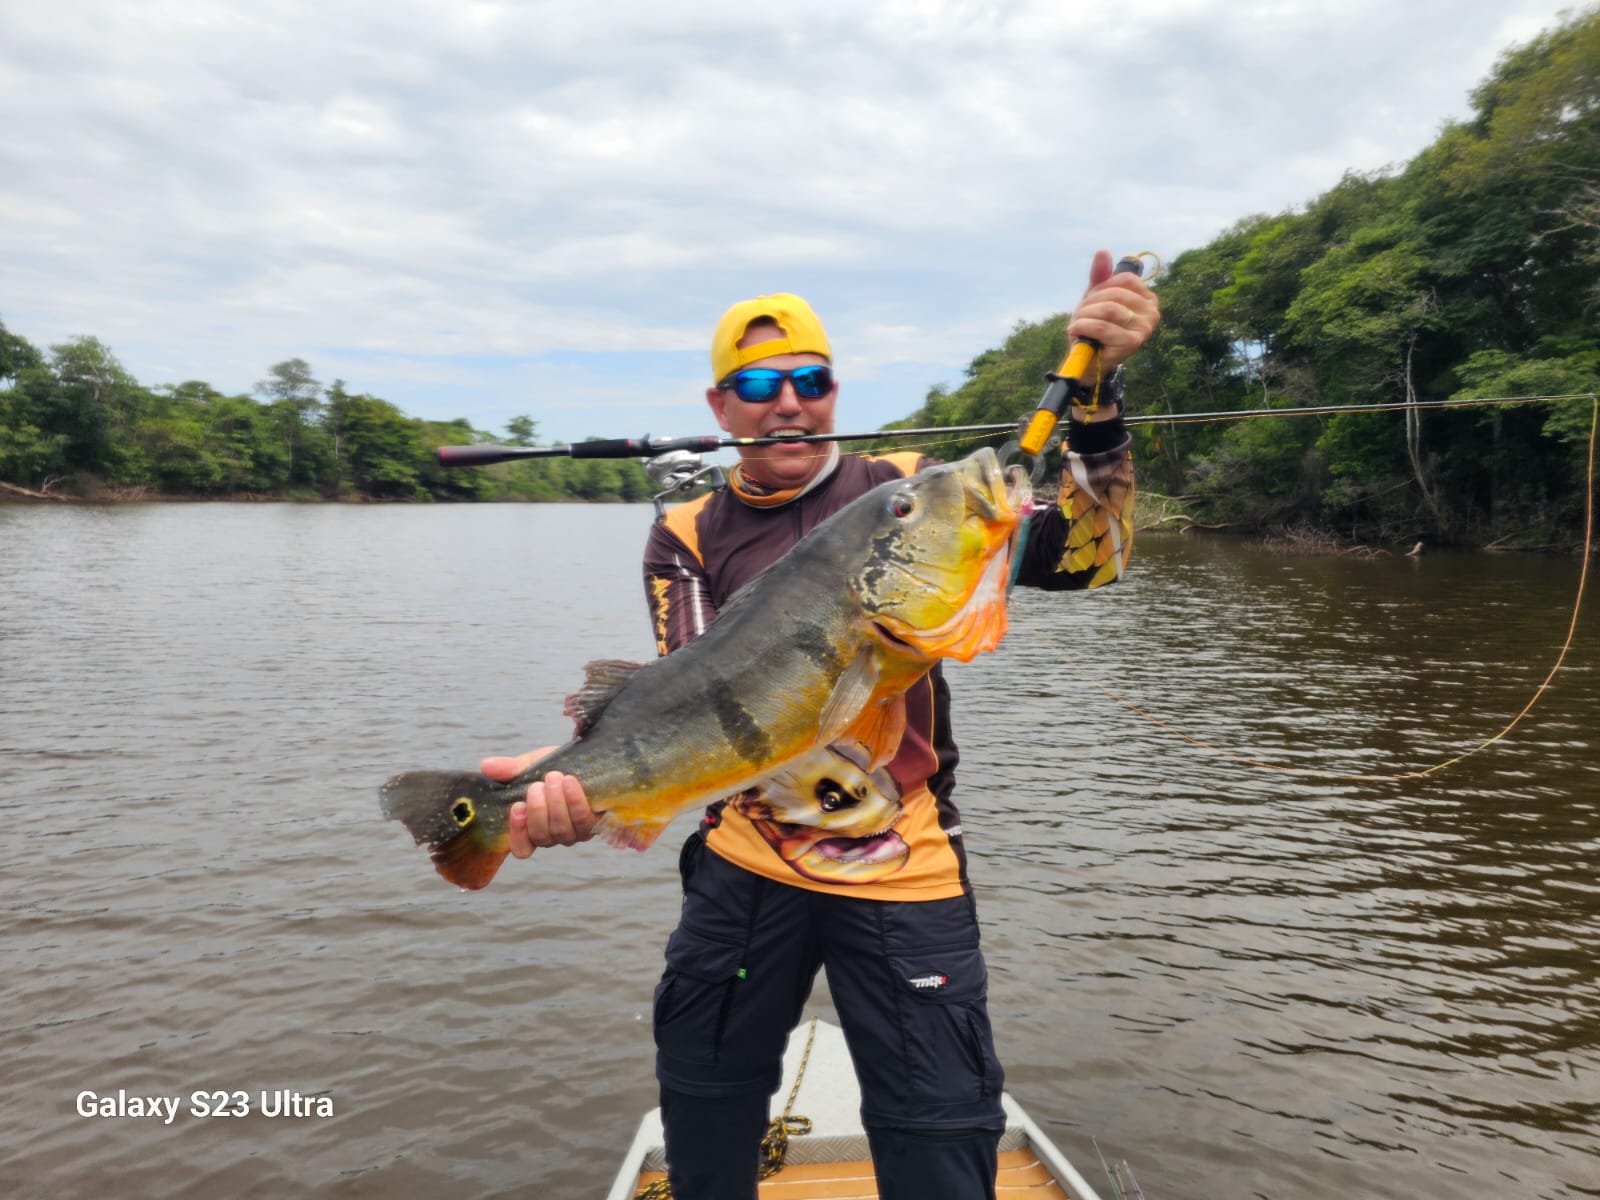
900, 9, 1600, 550
0, 346, 652, 503
3, 11, 1596, 529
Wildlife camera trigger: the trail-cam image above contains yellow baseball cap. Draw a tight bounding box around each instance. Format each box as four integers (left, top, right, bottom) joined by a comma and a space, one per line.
710, 293, 832, 383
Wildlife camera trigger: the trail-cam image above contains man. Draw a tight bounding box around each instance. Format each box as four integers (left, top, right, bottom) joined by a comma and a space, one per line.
483, 251, 1159, 1198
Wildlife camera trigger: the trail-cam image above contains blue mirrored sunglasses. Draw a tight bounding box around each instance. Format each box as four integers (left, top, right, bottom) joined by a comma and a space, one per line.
719, 365, 835, 403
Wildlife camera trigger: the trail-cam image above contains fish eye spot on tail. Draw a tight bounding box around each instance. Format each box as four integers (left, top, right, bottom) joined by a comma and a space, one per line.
451, 798, 475, 826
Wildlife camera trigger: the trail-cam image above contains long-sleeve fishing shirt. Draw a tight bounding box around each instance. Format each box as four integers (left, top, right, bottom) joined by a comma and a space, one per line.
642, 411, 1134, 900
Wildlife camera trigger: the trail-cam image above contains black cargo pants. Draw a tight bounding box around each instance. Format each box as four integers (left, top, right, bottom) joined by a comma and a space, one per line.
653, 833, 1005, 1200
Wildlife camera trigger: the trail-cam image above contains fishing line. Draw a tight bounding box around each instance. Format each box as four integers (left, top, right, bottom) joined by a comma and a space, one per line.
687, 391, 1600, 468
1123, 391, 1595, 428
795, 429, 1006, 462
438, 391, 1598, 470
1012, 394, 1598, 783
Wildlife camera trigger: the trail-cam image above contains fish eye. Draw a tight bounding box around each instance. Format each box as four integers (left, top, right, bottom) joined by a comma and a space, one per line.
889, 491, 916, 519
816, 780, 859, 813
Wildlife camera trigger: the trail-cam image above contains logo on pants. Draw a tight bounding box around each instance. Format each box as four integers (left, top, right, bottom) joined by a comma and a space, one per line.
907, 972, 948, 993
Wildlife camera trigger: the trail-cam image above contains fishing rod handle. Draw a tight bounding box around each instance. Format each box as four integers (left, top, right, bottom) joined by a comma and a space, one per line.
569, 435, 724, 459
437, 434, 726, 468
437, 444, 561, 466
1018, 254, 1146, 457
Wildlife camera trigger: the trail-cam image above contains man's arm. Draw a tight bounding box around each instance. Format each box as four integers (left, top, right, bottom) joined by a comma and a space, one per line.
643, 517, 717, 657
1014, 402, 1136, 592
1014, 250, 1158, 592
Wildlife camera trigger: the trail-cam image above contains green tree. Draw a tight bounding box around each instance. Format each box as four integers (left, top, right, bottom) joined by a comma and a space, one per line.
333, 392, 428, 499
2, 337, 152, 485
0, 320, 54, 485
256, 358, 324, 488
0, 317, 43, 386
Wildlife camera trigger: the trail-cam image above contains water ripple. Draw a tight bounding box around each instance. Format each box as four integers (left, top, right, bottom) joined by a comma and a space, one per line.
2, 508, 1596, 1199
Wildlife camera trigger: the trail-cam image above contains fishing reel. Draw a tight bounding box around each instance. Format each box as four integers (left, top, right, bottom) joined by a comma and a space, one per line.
645, 450, 726, 522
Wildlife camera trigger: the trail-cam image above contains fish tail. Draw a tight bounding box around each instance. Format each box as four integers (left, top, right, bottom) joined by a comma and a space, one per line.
379, 770, 514, 890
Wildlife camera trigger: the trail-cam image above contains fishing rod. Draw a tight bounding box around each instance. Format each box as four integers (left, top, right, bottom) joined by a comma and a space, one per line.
435, 393, 1588, 468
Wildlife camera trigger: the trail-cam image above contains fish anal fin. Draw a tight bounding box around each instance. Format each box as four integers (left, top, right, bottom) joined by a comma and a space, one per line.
817, 654, 882, 746
838, 696, 906, 771
594, 811, 672, 852
564, 659, 648, 736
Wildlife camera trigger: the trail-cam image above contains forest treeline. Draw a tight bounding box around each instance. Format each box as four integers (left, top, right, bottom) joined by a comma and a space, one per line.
900, 9, 1600, 549
0, 344, 653, 503
4, 10, 1598, 531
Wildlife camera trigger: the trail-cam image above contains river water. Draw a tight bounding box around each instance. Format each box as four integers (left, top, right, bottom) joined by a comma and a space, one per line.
1, 502, 1596, 1199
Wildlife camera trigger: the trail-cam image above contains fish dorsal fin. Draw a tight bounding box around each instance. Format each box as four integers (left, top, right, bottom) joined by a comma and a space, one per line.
817, 653, 883, 747
564, 659, 647, 736
838, 696, 907, 771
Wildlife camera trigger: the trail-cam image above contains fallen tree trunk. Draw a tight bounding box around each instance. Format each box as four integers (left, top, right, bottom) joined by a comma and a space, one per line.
0, 481, 68, 501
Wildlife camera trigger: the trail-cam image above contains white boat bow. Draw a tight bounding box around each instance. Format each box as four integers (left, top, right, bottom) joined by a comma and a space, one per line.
607, 1017, 1113, 1200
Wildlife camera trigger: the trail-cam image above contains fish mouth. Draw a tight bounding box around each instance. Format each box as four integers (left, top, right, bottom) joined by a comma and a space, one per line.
806, 830, 907, 866
752, 818, 911, 883
763, 811, 901, 845
872, 621, 914, 649
961, 445, 1031, 521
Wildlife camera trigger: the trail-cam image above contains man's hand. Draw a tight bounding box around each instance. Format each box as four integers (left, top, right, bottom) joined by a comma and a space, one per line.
1067, 249, 1162, 375
480, 749, 601, 858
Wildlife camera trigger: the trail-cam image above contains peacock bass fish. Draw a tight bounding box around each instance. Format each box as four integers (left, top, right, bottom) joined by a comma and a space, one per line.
380, 446, 1031, 890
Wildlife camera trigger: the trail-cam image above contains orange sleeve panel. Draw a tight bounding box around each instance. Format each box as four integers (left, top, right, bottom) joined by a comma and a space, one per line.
643, 494, 716, 656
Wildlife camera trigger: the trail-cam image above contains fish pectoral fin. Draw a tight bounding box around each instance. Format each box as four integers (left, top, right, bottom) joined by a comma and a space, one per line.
817, 653, 883, 746
838, 696, 907, 771
564, 659, 649, 736
594, 811, 672, 852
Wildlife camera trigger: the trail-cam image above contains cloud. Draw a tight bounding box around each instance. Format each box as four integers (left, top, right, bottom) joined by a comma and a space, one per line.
0, 0, 1582, 442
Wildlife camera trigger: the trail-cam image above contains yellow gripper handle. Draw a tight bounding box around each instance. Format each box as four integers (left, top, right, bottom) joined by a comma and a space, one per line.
1017, 254, 1146, 457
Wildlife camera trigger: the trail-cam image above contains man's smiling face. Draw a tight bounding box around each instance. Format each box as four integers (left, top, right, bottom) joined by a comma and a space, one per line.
706, 322, 838, 491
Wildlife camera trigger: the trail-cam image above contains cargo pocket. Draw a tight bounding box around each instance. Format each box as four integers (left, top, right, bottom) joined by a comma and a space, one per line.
652, 924, 746, 1068
888, 944, 1003, 1106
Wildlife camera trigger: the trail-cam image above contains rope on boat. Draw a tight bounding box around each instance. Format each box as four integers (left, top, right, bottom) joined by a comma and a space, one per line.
757, 1017, 818, 1180
634, 1016, 818, 1199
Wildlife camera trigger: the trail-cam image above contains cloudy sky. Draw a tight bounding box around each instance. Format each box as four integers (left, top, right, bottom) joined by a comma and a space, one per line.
2, 0, 1583, 445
